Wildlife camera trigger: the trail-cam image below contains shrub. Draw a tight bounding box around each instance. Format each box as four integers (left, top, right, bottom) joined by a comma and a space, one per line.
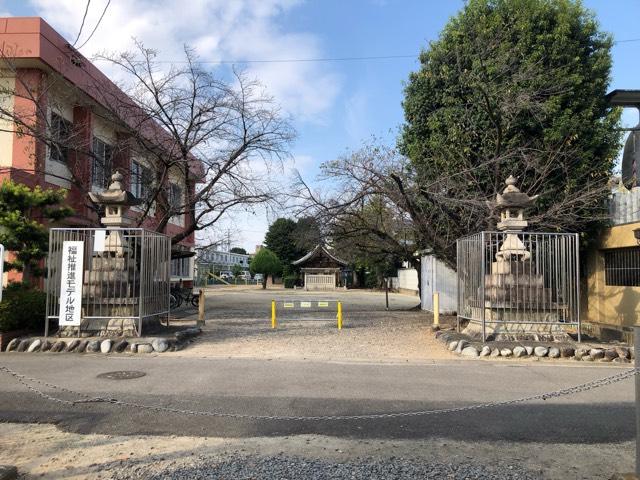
283, 275, 298, 289
0, 283, 46, 332
364, 273, 378, 289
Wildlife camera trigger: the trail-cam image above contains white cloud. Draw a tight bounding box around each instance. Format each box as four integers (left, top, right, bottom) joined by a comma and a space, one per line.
25, 0, 332, 249
345, 88, 370, 143
28, 0, 340, 120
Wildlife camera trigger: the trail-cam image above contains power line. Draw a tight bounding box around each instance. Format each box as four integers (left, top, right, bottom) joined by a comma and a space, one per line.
93, 53, 419, 65
615, 37, 640, 44
72, 0, 91, 47
90, 37, 640, 66
77, 0, 110, 50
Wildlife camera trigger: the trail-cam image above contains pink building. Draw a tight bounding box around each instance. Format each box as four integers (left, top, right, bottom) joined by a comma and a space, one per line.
0, 17, 198, 285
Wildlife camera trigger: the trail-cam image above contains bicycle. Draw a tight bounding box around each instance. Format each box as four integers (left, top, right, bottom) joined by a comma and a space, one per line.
169, 287, 199, 309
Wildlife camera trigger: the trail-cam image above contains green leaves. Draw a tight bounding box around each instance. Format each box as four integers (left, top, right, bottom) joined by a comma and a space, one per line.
249, 248, 282, 277
399, 0, 621, 263
0, 180, 73, 280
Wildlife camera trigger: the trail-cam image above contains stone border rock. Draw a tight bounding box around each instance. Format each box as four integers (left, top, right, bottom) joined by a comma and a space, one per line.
2, 327, 201, 354
435, 329, 634, 363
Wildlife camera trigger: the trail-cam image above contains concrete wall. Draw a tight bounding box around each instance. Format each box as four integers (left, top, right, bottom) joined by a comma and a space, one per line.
585, 222, 640, 341
609, 184, 640, 225
420, 254, 457, 314
397, 268, 418, 295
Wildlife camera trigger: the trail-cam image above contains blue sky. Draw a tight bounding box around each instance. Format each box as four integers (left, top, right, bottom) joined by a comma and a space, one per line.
2, 0, 639, 250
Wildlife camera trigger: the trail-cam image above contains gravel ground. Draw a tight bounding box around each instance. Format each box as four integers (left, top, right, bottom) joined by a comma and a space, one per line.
1, 423, 631, 479
110, 454, 542, 480
169, 288, 455, 362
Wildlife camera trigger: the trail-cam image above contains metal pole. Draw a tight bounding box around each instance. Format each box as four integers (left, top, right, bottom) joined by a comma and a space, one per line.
337, 301, 343, 330
575, 233, 582, 343
198, 289, 205, 326
138, 230, 144, 338
433, 292, 440, 326
481, 232, 486, 343
635, 325, 640, 477
385, 278, 389, 310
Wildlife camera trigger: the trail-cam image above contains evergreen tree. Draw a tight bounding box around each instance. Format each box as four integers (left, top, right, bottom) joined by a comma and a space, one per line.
249, 248, 282, 289
399, 0, 621, 263
0, 181, 73, 284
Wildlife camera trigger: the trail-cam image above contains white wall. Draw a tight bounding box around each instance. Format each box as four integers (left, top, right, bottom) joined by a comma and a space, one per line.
609, 185, 640, 225
397, 268, 418, 292
420, 254, 457, 314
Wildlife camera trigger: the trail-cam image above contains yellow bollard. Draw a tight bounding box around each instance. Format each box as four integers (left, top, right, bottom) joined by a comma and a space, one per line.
433, 292, 440, 326
271, 299, 277, 329
337, 302, 343, 330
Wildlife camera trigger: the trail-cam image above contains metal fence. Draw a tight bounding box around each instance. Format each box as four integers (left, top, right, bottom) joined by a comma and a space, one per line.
456, 231, 580, 341
45, 228, 171, 337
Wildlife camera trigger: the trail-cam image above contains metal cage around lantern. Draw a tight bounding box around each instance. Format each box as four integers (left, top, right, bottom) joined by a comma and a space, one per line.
45, 228, 171, 337
456, 231, 581, 342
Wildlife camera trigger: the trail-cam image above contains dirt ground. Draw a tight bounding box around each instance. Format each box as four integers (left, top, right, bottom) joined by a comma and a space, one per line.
0, 422, 632, 479
168, 287, 456, 361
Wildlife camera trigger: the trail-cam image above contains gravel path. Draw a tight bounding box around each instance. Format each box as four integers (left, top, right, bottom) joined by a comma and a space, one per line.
169, 289, 454, 362
110, 454, 542, 480
1, 423, 630, 479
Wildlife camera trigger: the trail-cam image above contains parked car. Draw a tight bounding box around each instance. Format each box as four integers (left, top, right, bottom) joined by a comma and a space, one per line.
219, 271, 234, 281
237, 271, 252, 281
253, 273, 264, 283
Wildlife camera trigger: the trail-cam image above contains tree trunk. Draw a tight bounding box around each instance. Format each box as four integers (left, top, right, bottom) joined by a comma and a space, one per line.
262, 277, 267, 289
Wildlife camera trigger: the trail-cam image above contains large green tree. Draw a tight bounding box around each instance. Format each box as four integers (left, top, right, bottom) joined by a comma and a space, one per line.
264, 218, 299, 265
0, 181, 73, 284
264, 217, 319, 272
249, 248, 282, 289
399, 0, 621, 264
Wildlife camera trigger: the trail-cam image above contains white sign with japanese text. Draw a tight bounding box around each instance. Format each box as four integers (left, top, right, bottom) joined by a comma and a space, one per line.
59, 241, 84, 326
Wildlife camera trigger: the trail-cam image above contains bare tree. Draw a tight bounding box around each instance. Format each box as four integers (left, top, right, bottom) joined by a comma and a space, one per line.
294, 143, 422, 288
93, 43, 295, 244
296, 138, 615, 298
0, 42, 295, 246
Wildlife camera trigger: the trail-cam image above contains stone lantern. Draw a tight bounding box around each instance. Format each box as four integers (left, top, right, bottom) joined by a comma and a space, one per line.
88, 171, 140, 257
490, 175, 539, 262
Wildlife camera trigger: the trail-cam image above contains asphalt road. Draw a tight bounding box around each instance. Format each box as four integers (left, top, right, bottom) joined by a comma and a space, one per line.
0, 354, 634, 443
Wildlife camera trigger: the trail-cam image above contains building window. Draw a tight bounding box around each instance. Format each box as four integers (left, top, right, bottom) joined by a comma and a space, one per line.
49, 112, 72, 164
604, 247, 640, 286
168, 183, 183, 211
92, 137, 113, 188
131, 161, 152, 200
171, 257, 190, 278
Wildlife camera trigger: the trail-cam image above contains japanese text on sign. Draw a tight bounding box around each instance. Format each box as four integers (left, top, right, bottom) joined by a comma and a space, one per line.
58, 241, 84, 326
